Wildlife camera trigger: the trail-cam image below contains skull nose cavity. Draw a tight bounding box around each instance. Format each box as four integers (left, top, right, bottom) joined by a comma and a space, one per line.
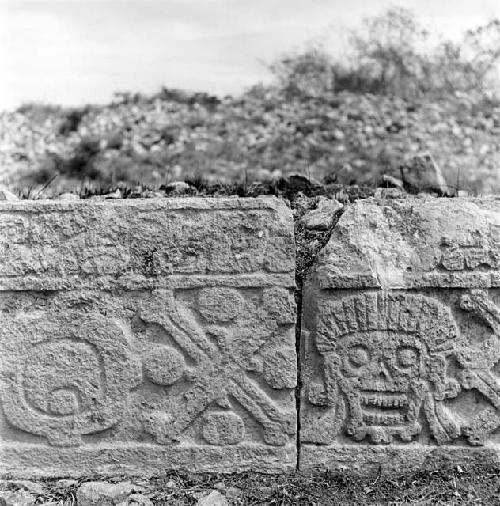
377, 360, 392, 379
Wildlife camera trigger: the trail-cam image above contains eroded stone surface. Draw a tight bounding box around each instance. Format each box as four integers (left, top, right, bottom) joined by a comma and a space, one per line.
315, 197, 500, 289
0, 198, 296, 476
301, 197, 500, 471
0, 197, 295, 290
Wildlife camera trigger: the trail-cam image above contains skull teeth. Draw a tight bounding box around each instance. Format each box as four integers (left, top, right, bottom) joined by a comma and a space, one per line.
363, 413, 405, 426
360, 394, 408, 408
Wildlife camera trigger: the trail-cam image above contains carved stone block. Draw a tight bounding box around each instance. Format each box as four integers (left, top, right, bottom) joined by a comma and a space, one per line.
0, 198, 296, 476
300, 198, 500, 472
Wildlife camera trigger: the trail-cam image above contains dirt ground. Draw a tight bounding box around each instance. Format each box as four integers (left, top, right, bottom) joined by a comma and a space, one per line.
130, 464, 500, 505
2, 462, 499, 505
146, 464, 500, 505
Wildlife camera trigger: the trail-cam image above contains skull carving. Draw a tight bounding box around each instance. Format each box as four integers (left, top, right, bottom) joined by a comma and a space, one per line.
315, 293, 461, 444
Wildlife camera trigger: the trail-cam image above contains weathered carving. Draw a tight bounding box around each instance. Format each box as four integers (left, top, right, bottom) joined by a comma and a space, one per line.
0, 312, 142, 446
439, 240, 497, 271
305, 290, 500, 447
202, 412, 245, 445
0, 198, 297, 476
140, 289, 295, 447
0, 285, 295, 454
0, 199, 296, 290
198, 287, 245, 322
436, 223, 500, 272
300, 198, 500, 472
143, 344, 186, 386
312, 293, 461, 444
457, 290, 500, 445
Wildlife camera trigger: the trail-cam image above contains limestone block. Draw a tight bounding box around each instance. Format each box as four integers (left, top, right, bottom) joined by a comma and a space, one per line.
300, 197, 500, 472
0, 197, 296, 476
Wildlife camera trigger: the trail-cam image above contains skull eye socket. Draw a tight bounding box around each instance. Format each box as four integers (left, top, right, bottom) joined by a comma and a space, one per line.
396, 346, 419, 368
348, 345, 370, 368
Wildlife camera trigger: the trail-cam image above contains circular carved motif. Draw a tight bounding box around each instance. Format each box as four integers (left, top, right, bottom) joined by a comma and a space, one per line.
202, 411, 245, 445
263, 349, 297, 389
198, 288, 244, 322
24, 341, 100, 416
47, 388, 80, 415
144, 345, 185, 385
0, 311, 141, 446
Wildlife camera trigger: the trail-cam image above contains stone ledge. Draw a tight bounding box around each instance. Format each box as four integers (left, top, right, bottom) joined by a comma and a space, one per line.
299, 445, 500, 473
1, 443, 296, 478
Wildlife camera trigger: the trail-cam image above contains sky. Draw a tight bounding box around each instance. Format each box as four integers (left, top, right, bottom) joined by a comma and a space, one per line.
0, 0, 499, 110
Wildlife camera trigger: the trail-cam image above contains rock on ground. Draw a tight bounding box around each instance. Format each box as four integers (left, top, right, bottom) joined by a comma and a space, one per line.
0, 489, 36, 506
0, 482, 43, 496
0, 185, 18, 201
162, 181, 197, 196
76, 481, 137, 506
196, 490, 229, 506
400, 151, 450, 195
116, 493, 153, 506
57, 192, 80, 200
299, 197, 343, 230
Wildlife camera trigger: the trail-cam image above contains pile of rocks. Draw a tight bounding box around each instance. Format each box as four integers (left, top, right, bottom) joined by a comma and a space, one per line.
0, 480, 233, 506
1, 86, 499, 193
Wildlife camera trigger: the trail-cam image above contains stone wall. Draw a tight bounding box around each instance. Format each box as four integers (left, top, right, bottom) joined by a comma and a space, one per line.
300, 198, 500, 472
1, 196, 500, 476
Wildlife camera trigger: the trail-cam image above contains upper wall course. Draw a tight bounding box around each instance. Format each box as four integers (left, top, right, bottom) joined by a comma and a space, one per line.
315, 197, 500, 289
0, 197, 295, 291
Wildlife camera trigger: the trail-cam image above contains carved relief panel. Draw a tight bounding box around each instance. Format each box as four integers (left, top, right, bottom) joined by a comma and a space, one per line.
0, 198, 296, 475
302, 291, 500, 445
0, 286, 296, 473
300, 198, 500, 471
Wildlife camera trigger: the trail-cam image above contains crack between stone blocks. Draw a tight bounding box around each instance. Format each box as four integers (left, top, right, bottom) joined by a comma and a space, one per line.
294, 275, 303, 471
293, 200, 346, 471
